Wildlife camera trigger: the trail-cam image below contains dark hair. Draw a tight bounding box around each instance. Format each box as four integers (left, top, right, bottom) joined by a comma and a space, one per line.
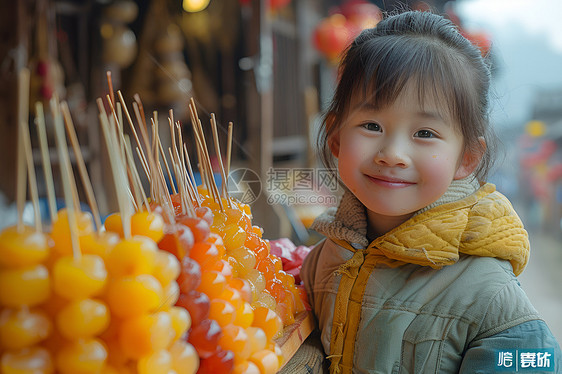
318, 11, 497, 182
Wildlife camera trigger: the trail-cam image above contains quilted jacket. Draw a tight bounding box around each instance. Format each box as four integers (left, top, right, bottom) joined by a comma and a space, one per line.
302, 181, 561, 373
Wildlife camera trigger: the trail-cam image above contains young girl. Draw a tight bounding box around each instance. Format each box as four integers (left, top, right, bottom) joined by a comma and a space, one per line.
301, 11, 561, 374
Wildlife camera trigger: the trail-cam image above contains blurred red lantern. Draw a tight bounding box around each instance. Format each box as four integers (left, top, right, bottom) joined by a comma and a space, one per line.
340, 0, 381, 32
313, 1, 381, 63
461, 30, 492, 57
313, 14, 354, 63
269, 0, 291, 11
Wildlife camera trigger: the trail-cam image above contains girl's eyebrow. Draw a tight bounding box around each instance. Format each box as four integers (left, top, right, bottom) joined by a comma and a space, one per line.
355, 102, 446, 122
416, 110, 445, 122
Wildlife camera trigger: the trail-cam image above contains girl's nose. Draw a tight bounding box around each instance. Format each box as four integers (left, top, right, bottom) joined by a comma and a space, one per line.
374, 140, 409, 168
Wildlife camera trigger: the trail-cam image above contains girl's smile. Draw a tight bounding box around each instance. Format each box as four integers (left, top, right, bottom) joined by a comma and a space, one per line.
365, 174, 415, 188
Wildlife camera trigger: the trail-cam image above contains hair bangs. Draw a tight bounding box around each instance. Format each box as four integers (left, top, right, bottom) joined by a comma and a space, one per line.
355, 36, 473, 130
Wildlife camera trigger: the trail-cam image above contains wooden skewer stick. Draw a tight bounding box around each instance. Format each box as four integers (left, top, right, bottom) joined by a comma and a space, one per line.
189, 99, 223, 209
106, 71, 115, 108
52, 97, 81, 260
179, 145, 197, 209
16, 68, 30, 232
164, 120, 188, 215
117, 90, 149, 172
210, 114, 231, 207
136, 147, 151, 183
192, 118, 223, 211
198, 119, 223, 210
175, 122, 190, 210
132, 96, 151, 154
168, 118, 182, 203
99, 108, 132, 239
183, 143, 201, 207
61, 102, 102, 232
106, 95, 125, 161
123, 135, 144, 211
35, 102, 57, 223
226, 122, 233, 182
158, 136, 176, 195
151, 114, 175, 217
132, 101, 154, 184
168, 146, 187, 214
188, 102, 206, 190
20, 113, 42, 232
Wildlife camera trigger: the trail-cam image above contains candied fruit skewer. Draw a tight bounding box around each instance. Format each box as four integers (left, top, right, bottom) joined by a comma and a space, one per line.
117, 89, 150, 181
183, 142, 202, 207
160, 135, 178, 195
35, 102, 57, 223
189, 99, 224, 211
61, 101, 103, 232
210, 113, 231, 207
226, 122, 233, 186
21, 102, 42, 233
52, 96, 81, 260
99, 103, 134, 240
15, 68, 30, 232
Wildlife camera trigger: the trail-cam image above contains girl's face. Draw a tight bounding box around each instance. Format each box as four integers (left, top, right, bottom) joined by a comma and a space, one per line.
330, 83, 480, 236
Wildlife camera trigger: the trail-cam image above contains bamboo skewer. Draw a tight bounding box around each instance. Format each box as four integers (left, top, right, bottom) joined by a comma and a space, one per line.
175, 122, 191, 212
16, 69, 30, 232
183, 143, 201, 207
20, 111, 42, 232
35, 102, 57, 223
136, 147, 151, 183
117, 90, 149, 173
226, 122, 233, 181
106, 71, 115, 107
189, 99, 223, 210
210, 114, 231, 207
124, 135, 146, 211
158, 136, 177, 195
52, 98, 81, 261
61, 102, 102, 232
150, 114, 175, 218
99, 107, 133, 239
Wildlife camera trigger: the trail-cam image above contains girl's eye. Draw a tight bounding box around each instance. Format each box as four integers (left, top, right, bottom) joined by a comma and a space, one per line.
414, 129, 436, 138
362, 122, 381, 132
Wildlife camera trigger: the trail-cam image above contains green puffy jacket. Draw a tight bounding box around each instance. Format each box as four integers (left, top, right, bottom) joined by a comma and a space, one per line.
302, 182, 561, 373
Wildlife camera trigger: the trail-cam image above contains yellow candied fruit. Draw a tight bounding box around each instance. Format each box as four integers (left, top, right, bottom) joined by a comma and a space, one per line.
0, 264, 50, 307
105, 274, 163, 318
51, 209, 95, 256
169, 340, 199, 374
119, 311, 174, 360
106, 236, 158, 277
0, 308, 52, 350
56, 298, 110, 340
55, 338, 107, 374
0, 226, 51, 268
169, 306, 191, 342
52, 254, 107, 300
1, 346, 54, 374
137, 349, 172, 374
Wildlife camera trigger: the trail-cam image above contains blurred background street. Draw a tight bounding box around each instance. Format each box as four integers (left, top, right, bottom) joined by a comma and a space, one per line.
1, 0, 561, 353
520, 231, 562, 344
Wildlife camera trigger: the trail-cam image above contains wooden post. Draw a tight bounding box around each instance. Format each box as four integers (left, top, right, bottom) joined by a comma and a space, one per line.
0, 1, 28, 202
242, 0, 280, 238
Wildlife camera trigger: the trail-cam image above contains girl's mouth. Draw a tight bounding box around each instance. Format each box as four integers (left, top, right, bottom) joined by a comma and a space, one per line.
366, 174, 414, 188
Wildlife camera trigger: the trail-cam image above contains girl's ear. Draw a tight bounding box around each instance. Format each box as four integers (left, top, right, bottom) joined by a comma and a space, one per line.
326, 114, 341, 158
328, 134, 340, 158
453, 137, 486, 180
